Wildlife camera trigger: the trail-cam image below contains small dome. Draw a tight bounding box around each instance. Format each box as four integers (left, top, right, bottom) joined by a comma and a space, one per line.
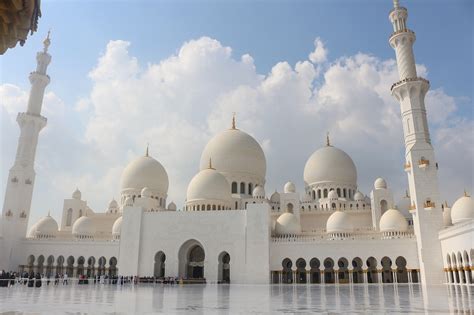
270, 191, 280, 203
379, 209, 408, 232
167, 201, 177, 211
112, 216, 122, 236
108, 199, 118, 209
328, 190, 339, 200
304, 145, 357, 187
284, 181, 296, 193
124, 196, 134, 206
186, 168, 231, 203
451, 195, 474, 224
252, 185, 265, 199
72, 188, 81, 200
326, 211, 353, 233
72, 216, 95, 237
275, 212, 301, 235
199, 128, 266, 182
354, 191, 365, 202
120, 155, 169, 195
374, 177, 387, 189
141, 187, 152, 198
31, 214, 58, 237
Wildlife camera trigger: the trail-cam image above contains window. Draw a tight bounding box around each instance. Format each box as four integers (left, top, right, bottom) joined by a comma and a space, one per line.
240, 182, 246, 194
337, 188, 341, 197
323, 189, 328, 198
66, 208, 73, 226
318, 190, 322, 199
248, 183, 253, 195
232, 182, 237, 194
343, 189, 347, 198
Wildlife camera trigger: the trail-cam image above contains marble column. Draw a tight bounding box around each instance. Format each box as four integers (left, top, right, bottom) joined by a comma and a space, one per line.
335, 270, 339, 284
321, 271, 325, 284
408, 269, 412, 283
363, 270, 368, 283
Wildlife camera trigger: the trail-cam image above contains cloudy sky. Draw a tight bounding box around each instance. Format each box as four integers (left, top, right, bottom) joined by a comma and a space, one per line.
0, 0, 472, 228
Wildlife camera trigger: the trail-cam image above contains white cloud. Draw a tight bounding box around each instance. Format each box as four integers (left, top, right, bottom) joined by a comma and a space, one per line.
1, 36, 472, 228
309, 37, 328, 64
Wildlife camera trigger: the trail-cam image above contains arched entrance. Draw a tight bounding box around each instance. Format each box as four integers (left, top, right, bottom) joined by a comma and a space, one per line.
395, 256, 408, 283
352, 257, 363, 283
309, 258, 320, 284
366, 257, 378, 283
381, 256, 393, 283
77, 256, 85, 276
56, 256, 65, 275
46, 255, 54, 277
282, 258, 293, 283
154, 251, 166, 278
178, 239, 205, 279
323, 258, 335, 284
97, 257, 106, 275
66, 256, 74, 277
218, 251, 230, 283
337, 258, 349, 284
109, 257, 118, 276
37, 255, 45, 274
27, 255, 35, 273
296, 258, 307, 283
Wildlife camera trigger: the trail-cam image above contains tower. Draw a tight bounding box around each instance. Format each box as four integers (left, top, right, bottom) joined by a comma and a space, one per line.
1, 33, 51, 269
388, 1, 444, 284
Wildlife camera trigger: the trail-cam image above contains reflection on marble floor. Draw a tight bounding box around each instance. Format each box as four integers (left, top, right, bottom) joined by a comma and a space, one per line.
0, 284, 472, 314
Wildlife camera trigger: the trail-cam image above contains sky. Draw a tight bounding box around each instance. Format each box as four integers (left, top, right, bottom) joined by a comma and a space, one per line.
0, 0, 472, 228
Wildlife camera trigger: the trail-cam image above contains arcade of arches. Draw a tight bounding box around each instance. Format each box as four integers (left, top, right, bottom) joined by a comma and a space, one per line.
272, 256, 419, 284
445, 249, 474, 284
20, 255, 118, 277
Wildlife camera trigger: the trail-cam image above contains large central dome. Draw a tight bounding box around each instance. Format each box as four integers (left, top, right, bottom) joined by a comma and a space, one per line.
120, 154, 169, 195
304, 145, 357, 187
200, 127, 266, 180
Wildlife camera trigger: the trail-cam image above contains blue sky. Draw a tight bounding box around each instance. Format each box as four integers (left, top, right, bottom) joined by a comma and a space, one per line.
0, 0, 472, 225
2, 0, 472, 110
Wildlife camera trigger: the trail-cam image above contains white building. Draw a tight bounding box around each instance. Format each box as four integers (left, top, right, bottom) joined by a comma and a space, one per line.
0, 1, 472, 285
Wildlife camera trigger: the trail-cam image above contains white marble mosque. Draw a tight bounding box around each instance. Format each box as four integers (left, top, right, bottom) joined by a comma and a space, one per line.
0, 0, 473, 287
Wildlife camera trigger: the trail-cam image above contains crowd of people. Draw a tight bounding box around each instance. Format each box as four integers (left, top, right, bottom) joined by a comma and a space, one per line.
0, 270, 193, 288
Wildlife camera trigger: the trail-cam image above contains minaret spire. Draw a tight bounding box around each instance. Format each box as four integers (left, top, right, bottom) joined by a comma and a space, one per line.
389, 0, 444, 285
326, 131, 331, 146
1, 35, 50, 269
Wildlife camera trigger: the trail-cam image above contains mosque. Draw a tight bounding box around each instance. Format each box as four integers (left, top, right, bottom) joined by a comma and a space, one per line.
0, 1, 473, 285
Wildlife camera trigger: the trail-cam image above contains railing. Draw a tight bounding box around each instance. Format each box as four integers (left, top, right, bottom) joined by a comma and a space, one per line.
390, 77, 429, 91
272, 230, 416, 243
389, 28, 414, 40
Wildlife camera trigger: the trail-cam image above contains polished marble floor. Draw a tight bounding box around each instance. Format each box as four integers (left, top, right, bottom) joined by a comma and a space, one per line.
0, 283, 472, 314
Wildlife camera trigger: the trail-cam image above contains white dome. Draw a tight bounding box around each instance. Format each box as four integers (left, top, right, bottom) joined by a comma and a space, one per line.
354, 191, 365, 202
72, 216, 95, 237
252, 185, 265, 199
284, 181, 296, 193
141, 187, 152, 198
326, 211, 353, 233
374, 177, 387, 189
275, 212, 301, 235
108, 199, 118, 209
328, 190, 339, 200
270, 191, 280, 203
31, 214, 58, 237
199, 128, 266, 180
451, 195, 474, 224
186, 168, 231, 203
27, 223, 38, 238
379, 209, 408, 232
167, 201, 177, 211
72, 188, 81, 200
112, 216, 122, 235
120, 155, 169, 195
304, 145, 357, 187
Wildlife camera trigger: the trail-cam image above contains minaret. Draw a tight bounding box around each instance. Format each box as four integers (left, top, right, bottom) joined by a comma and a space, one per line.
388, 1, 444, 284
1, 33, 51, 253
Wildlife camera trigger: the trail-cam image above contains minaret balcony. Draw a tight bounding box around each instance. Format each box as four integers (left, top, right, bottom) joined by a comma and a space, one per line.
390, 77, 429, 92
423, 201, 435, 209
418, 158, 430, 169
389, 28, 414, 41
404, 162, 411, 172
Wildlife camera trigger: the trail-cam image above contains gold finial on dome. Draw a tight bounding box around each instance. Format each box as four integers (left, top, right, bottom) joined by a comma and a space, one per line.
47, 210, 51, 216
145, 143, 149, 157
43, 30, 51, 53
326, 131, 331, 146
464, 189, 470, 197
231, 112, 237, 129
208, 157, 215, 170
